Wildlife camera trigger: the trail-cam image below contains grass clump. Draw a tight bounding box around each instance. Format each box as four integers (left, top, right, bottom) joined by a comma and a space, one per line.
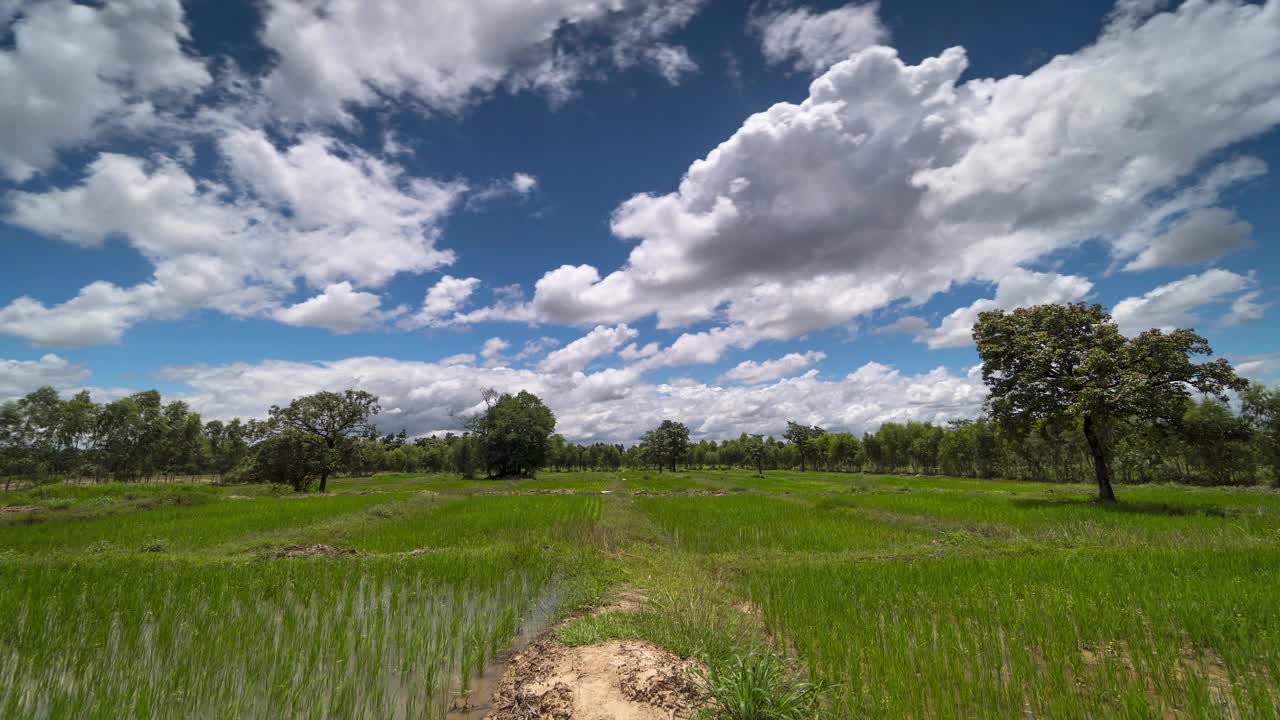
693, 653, 824, 720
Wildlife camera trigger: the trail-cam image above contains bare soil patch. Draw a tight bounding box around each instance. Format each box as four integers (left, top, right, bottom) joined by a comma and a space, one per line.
0, 504, 39, 514
278, 544, 360, 558
487, 636, 706, 720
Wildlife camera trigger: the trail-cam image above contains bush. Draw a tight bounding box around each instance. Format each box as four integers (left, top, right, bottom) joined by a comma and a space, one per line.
693, 654, 824, 720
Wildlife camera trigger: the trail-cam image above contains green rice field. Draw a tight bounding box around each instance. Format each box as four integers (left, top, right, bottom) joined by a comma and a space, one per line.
2, 470, 1277, 718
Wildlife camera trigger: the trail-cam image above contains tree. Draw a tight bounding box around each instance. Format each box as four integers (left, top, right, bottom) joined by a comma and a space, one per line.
783, 421, 825, 472
974, 303, 1245, 502
742, 433, 767, 476
640, 420, 690, 472
268, 390, 380, 492
467, 390, 556, 478
248, 431, 328, 491
1242, 383, 1280, 487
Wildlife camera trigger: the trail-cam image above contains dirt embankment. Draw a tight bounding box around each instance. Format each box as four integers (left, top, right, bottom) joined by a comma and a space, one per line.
487, 637, 706, 720
481, 586, 707, 719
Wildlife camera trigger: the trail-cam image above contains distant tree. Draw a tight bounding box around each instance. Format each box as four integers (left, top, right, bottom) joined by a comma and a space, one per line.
974, 303, 1245, 501
451, 434, 481, 479
467, 390, 556, 478
268, 390, 380, 492
248, 432, 327, 492
640, 420, 691, 472
783, 421, 825, 472
742, 433, 767, 476
1242, 383, 1280, 487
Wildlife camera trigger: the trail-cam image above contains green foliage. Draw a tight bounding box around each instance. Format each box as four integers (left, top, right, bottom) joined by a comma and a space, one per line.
468, 389, 556, 478
640, 419, 691, 472
267, 389, 381, 491
974, 302, 1246, 500
245, 431, 328, 491
783, 422, 825, 472
693, 654, 824, 720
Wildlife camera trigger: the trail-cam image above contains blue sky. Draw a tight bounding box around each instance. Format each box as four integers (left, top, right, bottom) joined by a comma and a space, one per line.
1, 0, 1278, 442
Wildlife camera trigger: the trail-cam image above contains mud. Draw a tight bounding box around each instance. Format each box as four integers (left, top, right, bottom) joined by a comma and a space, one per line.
487, 637, 706, 720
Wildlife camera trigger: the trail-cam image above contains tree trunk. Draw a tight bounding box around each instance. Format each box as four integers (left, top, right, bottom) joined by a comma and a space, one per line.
1082, 415, 1117, 502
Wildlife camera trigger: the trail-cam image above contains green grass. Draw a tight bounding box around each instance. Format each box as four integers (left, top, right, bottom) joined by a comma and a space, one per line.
0, 551, 559, 719
0, 493, 392, 554
638, 494, 932, 554
3, 469, 1277, 719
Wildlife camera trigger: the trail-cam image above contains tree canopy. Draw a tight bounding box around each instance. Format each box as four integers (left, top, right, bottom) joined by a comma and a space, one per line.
468, 389, 556, 478
640, 420, 691, 472
267, 390, 381, 492
973, 302, 1245, 501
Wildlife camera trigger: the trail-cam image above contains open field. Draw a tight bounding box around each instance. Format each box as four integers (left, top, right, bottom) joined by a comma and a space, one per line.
2, 470, 1278, 718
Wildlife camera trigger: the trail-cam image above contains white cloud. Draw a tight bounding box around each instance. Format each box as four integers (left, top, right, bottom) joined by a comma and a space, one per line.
273, 282, 398, 333
407, 276, 482, 328
1233, 352, 1280, 381
755, 2, 887, 74
644, 44, 699, 84
0, 354, 90, 399
466, 172, 541, 209
511, 173, 539, 194
619, 342, 660, 361
482, 1, 1280, 357
258, 0, 706, 123
439, 353, 477, 367
0, 0, 210, 180
1123, 207, 1253, 271
722, 351, 826, 384
539, 324, 638, 374
1222, 290, 1269, 328
1112, 268, 1255, 336
480, 337, 511, 368
2, 126, 464, 346
514, 336, 562, 362
918, 271, 1094, 349
158, 355, 985, 443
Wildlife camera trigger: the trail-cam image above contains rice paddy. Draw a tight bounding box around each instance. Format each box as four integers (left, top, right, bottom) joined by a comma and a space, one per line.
3, 470, 1277, 718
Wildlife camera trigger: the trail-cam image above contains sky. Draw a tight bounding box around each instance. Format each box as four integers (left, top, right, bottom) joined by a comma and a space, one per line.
2, 0, 1279, 443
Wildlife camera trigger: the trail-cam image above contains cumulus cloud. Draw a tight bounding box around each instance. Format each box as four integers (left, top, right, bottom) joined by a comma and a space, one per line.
539, 324, 638, 374
480, 337, 512, 368
0, 0, 210, 180
0, 354, 90, 400
2, 126, 463, 346
407, 276, 482, 329
474, 1, 1280, 365
273, 282, 399, 333
157, 355, 985, 443
755, 2, 887, 74
258, 0, 706, 123
722, 351, 826, 384
916, 271, 1094, 349
1112, 268, 1256, 336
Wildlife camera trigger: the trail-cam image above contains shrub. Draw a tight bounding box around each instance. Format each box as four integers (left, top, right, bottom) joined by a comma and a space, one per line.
693, 654, 824, 720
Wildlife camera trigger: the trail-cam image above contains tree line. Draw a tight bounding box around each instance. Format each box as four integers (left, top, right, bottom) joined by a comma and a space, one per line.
3, 304, 1278, 498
